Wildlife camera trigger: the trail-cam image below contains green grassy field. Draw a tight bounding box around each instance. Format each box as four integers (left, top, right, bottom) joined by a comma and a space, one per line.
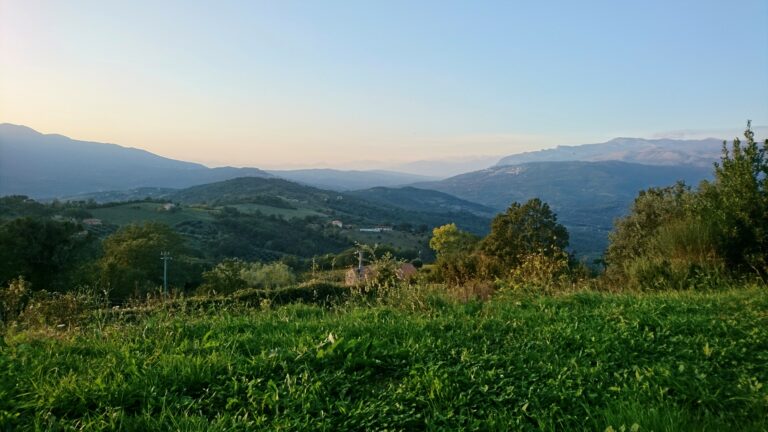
1, 287, 766, 431
89, 202, 216, 226
228, 203, 325, 219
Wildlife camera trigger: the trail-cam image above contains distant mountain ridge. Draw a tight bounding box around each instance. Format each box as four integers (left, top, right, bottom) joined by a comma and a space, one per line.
0, 124, 272, 198
267, 169, 436, 191
496, 137, 723, 167
0, 124, 439, 198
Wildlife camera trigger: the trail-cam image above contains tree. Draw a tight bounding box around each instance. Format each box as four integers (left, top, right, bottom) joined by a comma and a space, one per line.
481, 198, 569, 270
429, 223, 478, 258
0, 218, 96, 292
99, 222, 191, 301
200, 258, 248, 295
605, 182, 693, 274
696, 121, 767, 274
603, 122, 766, 288
429, 224, 482, 285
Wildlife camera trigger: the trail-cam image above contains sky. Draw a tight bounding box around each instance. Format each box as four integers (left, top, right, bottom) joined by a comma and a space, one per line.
1, 0, 767, 169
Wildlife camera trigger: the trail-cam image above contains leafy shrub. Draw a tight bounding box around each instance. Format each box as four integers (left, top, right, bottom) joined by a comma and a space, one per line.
240, 262, 296, 289
232, 281, 350, 306
18, 289, 100, 328
0, 277, 31, 324
509, 248, 571, 289
622, 256, 728, 291
199, 258, 248, 295
200, 259, 298, 295
605, 123, 767, 288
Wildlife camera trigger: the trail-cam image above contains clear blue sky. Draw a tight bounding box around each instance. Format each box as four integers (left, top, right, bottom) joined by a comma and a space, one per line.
1, 0, 766, 168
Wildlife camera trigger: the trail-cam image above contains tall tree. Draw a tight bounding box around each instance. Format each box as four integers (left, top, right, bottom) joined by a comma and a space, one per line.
0, 218, 95, 291
697, 121, 768, 274
99, 222, 191, 301
481, 198, 569, 270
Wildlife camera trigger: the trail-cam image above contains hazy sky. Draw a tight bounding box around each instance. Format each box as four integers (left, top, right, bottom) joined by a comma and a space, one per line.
1, 1, 766, 169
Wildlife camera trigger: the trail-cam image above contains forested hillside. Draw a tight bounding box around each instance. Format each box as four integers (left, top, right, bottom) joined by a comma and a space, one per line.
417, 161, 712, 259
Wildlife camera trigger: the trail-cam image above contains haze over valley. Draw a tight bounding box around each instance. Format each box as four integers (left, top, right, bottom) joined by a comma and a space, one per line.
1, 1, 767, 429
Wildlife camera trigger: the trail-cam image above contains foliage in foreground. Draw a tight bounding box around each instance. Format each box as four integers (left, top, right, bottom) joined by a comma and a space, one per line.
0, 286, 766, 431
606, 123, 768, 289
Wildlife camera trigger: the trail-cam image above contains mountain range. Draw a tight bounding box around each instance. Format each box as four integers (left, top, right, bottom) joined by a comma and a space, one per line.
266, 169, 436, 191
0, 124, 271, 198
0, 124, 433, 198
496, 137, 723, 167
1, 123, 731, 259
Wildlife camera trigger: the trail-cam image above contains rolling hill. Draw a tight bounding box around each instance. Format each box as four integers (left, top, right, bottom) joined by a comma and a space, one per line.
346, 186, 495, 217
167, 177, 492, 235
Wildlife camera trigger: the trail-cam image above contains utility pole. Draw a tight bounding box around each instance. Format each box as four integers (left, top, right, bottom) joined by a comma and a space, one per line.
161, 251, 172, 297
357, 249, 364, 277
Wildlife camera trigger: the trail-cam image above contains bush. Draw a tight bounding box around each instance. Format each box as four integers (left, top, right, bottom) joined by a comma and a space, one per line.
233, 281, 350, 306
621, 256, 728, 292
18, 289, 101, 328
199, 258, 248, 295
241, 262, 296, 289
0, 277, 31, 325
509, 248, 571, 290
200, 259, 298, 295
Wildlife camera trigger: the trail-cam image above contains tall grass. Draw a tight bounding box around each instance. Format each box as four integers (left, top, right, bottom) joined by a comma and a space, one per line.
1, 285, 766, 431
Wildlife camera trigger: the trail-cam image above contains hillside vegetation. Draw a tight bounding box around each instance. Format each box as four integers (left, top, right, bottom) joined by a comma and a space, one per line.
417, 161, 712, 260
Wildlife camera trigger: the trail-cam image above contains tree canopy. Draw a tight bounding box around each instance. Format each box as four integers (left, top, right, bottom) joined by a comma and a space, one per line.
99, 222, 193, 300
481, 198, 569, 269
0, 217, 95, 292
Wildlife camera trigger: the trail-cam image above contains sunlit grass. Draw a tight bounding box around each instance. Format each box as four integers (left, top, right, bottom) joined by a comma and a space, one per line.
1, 286, 766, 430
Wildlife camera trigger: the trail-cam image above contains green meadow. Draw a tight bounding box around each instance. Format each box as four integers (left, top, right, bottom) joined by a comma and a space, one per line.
1, 286, 766, 431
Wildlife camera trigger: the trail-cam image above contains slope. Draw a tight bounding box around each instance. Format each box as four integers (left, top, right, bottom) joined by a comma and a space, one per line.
0, 124, 271, 198
416, 161, 713, 259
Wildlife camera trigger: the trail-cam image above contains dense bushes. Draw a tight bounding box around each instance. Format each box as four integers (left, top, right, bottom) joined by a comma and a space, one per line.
605, 123, 767, 289
427, 201, 576, 291
199, 259, 297, 295
0, 217, 97, 292
98, 222, 199, 301
232, 281, 350, 306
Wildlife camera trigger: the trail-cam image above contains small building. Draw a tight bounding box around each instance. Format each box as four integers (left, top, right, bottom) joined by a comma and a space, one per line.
81, 218, 102, 226
161, 203, 176, 211
331, 220, 343, 228
345, 263, 418, 286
